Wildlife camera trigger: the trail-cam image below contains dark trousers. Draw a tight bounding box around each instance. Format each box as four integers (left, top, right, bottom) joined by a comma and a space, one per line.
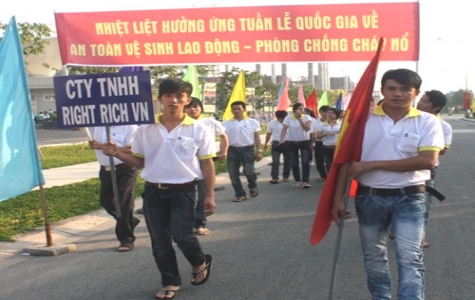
227, 146, 257, 198
194, 179, 207, 229
270, 141, 291, 180
322, 147, 335, 174
314, 140, 327, 179
99, 166, 138, 244
288, 140, 312, 183
143, 184, 206, 287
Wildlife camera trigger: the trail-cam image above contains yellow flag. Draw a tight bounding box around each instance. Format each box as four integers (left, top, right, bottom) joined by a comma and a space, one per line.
222, 71, 247, 121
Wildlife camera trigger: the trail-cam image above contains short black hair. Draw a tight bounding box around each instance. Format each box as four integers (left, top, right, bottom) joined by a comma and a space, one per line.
319, 105, 330, 113
185, 97, 204, 111
158, 78, 193, 98
275, 110, 288, 119
292, 102, 304, 112
231, 101, 246, 110
304, 107, 316, 118
425, 90, 447, 113
381, 69, 422, 90
327, 107, 341, 118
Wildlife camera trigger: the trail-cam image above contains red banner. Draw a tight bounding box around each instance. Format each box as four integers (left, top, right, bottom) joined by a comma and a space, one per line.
55, 3, 419, 66
463, 92, 472, 109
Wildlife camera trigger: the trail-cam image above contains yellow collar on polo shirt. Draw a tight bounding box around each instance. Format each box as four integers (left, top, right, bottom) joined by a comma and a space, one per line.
373, 105, 421, 117
156, 113, 195, 125
323, 120, 340, 125
232, 116, 248, 120
291, 114, 304, 120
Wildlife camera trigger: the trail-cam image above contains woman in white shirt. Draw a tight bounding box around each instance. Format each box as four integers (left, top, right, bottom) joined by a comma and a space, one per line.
280, 103, 313, 188
316, 107, 341, 174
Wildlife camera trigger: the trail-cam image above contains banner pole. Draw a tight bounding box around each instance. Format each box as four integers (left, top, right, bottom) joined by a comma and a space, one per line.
39, 184, 53, 247
106, 126, 122, 218
328, 178, 351, 300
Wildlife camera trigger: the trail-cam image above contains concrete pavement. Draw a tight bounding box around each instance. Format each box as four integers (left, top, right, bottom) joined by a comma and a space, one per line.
0, 156, 272, 265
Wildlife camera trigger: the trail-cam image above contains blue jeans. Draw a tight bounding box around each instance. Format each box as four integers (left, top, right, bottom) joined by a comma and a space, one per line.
142, 184, 206, 287
355, 189, 426, 300
227, 146, 257, 198
288, 140, 311, 183
194, 179, 207, 228
270, 141, 291, 180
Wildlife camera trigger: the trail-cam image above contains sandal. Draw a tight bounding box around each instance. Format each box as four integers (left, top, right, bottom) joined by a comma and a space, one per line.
291, 182, 301, 187
282, 178, 290, 182
250, 188, 259, 197
233, 196, 247, 202
191, 254, 213, 286
155, 287, 180, 299
118, 243, 134, 252
195, 227, 210, 235
269, 179, 279, 184
316, 177, 326, 182
303, 183, 311, 189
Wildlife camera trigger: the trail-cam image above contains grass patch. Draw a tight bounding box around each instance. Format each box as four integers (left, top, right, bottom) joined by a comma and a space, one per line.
0, 145, 270, 241
0, 177, 146, 242
39, 143, 97, 169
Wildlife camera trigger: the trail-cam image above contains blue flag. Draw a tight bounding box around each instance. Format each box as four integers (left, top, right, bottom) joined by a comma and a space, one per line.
0, 17, 45, 202
334, 92, 343, 110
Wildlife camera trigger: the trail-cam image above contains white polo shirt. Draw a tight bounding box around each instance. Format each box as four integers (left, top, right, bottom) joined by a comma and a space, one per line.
282, 114, 312, 142
441, 119, 453, 149
198, 117, 226, 137
267, 119, 288, 142
89, 125, 138, 166
319, 121, 341, 146
223, 117, 260, 147
357, 106, 444, 188
132, 115, 216, 183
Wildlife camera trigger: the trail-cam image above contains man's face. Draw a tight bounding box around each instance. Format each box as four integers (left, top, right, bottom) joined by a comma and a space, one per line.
184, 104, 202, 119
381, 79, 419, 111
159, 92, 190, 112
416, 94, 438, 114
231, 104, 245, 119
319, 110, 327, 120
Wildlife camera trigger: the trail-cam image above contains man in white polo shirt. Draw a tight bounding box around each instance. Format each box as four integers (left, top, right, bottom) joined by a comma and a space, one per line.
88, 125, 139, 252
264, 110, 290, 183
332, 69, 444, 299
103, 78, 215, 299
223, 101, 262, 202
417, 89, 453, 248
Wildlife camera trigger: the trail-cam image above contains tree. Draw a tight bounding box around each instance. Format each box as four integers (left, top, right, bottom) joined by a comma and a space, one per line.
215, 67, 262, 113
445, 89, 473, 113
0, 21, 52, 67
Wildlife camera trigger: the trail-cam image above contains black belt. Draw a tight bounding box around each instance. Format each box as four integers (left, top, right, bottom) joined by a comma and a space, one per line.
357, 185, 426, 196
229, 145, 254, 150
100, 163, 130, 171
146, 181, 196, 189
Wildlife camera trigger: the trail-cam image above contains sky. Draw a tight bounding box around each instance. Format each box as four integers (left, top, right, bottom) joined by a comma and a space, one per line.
1, 0, 473, 95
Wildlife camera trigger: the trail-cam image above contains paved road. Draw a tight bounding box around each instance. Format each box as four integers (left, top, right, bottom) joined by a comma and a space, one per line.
2, 117, 474, 299
36, 128, 89, 146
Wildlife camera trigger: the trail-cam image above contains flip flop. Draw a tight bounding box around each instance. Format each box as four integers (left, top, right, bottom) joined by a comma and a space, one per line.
118, 243, 134, 252
269, 179, 279, 184
233, 196, 247, 202
191, 254, 213, 286
155, 288, 180, 299
195, 227, 210, 235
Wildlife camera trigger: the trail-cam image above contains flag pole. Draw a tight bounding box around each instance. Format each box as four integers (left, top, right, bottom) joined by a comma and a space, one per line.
106, 126, 122, 218
328, 178, 351, 300
39, 185, 53, 246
